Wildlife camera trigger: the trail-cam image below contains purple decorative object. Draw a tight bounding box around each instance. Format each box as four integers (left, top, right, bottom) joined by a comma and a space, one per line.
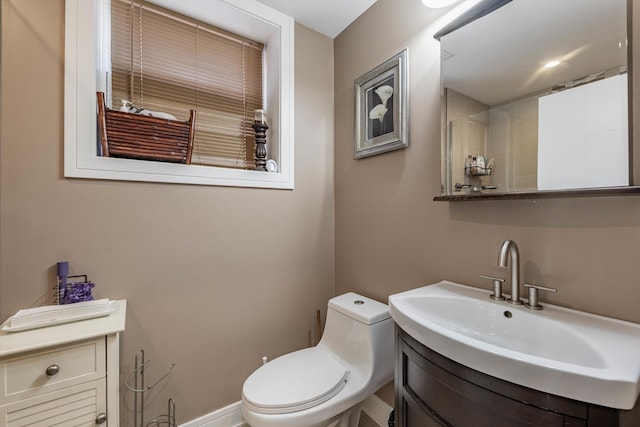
62, 281, 95, 304
55, 262, 95, 304
56, 261, 69, 277
56, 261, 69, 303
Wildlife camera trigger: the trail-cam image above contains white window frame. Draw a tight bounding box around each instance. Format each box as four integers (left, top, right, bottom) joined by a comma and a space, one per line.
64, 0, 295, 189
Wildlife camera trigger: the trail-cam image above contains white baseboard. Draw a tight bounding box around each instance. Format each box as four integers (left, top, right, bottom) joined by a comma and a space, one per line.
181, 395, 392, 427
179, 401, 247, 427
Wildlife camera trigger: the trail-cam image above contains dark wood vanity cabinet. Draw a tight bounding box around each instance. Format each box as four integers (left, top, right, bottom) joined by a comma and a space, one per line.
394, 327, 640, 427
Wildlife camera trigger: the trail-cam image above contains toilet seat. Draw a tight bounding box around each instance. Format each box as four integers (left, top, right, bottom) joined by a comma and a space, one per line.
242, 348, 349, 414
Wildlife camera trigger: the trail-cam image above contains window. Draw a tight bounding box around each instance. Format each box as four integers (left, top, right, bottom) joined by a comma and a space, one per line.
110, 0, 263, 169
64, 0, 294, 188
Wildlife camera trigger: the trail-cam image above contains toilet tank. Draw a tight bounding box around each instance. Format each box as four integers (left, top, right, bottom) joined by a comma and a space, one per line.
328, 292, 391, 326
318, 293, 394, 383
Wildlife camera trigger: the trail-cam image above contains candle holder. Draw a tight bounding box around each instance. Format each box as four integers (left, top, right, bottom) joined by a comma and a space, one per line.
252, 109, 268, 171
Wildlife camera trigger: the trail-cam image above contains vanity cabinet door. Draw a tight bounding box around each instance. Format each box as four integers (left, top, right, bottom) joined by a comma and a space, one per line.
0, 380, 105, 426
402, 344, 566, 427
402, 388, 446, 427
395, 327, 599, 427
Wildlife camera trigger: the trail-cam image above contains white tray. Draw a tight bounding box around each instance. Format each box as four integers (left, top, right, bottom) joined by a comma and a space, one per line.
2, 301, 117, 333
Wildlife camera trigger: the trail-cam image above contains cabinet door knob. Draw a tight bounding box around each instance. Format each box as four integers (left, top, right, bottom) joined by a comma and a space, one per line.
45, 364, 60, 376
95, 413, 107, 424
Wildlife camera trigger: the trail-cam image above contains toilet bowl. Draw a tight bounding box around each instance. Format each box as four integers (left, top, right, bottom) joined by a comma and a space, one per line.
241, 292, 394, 427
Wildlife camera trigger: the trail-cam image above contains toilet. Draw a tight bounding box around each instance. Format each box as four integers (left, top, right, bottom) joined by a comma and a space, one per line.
241, 292, 394, 427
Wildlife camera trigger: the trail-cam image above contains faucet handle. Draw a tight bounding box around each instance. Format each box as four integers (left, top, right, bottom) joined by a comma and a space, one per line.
523, 283, 557, 310
480, 275, 506, 301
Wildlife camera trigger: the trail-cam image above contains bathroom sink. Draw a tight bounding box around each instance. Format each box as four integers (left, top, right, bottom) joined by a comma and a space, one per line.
389, 281, 640, 409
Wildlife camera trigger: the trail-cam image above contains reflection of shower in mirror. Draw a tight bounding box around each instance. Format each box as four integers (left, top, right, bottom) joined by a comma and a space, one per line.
435, 0, 631, 197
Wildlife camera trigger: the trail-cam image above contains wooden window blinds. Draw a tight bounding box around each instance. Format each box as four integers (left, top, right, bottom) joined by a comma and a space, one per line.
110, 0, 264, 169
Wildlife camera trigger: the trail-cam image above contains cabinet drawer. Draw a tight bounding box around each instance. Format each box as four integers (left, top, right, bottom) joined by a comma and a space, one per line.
0, 338, 105, 403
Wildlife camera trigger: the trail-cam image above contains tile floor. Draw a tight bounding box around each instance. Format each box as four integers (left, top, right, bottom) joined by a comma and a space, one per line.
358, 412, 380, 427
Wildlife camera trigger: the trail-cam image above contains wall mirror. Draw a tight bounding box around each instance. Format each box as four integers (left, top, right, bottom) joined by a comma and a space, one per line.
434, 0, 638, 200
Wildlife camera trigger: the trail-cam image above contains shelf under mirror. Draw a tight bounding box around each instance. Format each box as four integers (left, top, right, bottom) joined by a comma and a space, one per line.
434, 186, 640, 202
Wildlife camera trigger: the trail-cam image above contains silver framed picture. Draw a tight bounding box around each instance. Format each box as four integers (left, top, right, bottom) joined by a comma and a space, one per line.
354, 48, 409, 159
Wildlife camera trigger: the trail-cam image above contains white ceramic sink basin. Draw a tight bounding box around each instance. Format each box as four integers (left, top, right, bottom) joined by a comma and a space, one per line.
389, 280, 640, 409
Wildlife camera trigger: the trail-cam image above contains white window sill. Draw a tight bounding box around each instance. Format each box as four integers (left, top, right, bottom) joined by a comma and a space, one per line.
65, 156, 292, 188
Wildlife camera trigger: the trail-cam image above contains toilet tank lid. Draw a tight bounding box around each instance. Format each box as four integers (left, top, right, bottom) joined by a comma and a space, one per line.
328, 292, 390, 325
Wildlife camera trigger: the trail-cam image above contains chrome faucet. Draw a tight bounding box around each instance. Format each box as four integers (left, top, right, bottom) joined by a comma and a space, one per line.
498, 240, 523, 305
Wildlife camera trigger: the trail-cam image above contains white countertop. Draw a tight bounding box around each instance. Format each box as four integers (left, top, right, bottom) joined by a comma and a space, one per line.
0, 300, 127, 358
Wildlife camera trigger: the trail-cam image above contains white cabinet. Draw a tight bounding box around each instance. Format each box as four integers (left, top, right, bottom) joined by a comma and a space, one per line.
0, 301, 126, 427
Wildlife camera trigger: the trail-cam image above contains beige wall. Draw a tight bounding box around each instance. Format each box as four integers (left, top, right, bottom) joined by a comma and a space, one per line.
335, 0, 640, 404
4, 0, 640, 421
1, 0, 334, 424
